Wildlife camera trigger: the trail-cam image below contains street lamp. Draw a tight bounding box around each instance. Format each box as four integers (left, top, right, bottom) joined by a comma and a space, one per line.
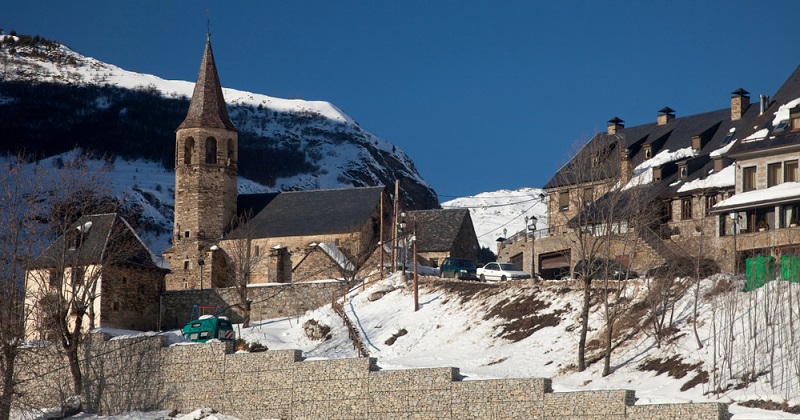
527, 215, 538, 279
729, 211, 739, 275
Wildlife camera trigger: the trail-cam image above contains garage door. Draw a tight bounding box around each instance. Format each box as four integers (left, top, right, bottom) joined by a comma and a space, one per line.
541, 253, 570, 269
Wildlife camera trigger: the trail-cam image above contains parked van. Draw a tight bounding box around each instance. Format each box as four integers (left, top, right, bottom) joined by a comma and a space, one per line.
182, 315, 235, 343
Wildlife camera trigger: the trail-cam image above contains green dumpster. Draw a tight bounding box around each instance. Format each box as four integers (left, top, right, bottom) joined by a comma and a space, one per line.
745, 255, 776, 291
781, 254, 800, 283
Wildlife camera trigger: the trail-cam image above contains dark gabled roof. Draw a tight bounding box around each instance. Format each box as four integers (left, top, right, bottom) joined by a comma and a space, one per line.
409, 209, 473, 253
228, 186, 385, 239
727, 65, 800, 157
30, 214, 157, 269
545, 105, 751, 190
177, 37, 237, 132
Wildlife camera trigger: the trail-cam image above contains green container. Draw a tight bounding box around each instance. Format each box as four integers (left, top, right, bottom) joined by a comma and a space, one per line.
781, 255, 800, 283
182, 315, 235, 343
745, 255, 776, 291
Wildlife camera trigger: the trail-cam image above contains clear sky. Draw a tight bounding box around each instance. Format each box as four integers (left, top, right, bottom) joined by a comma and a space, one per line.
5, 1, 800, 200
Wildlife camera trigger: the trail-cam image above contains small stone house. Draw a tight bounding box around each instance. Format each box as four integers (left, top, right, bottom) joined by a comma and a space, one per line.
408, 209, 480, 267
25, 213, 166, 340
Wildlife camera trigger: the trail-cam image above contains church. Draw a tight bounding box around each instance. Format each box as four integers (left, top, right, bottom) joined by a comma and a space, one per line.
161, 34, 393, 291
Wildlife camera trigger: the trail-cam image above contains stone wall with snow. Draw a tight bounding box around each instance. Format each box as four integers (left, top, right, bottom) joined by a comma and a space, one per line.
16, 334, 728, 419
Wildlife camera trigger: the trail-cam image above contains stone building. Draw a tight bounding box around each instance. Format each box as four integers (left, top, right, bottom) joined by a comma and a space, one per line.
408, 209, 480, 267
500, 67, 800, 279
162, 36, 395, 291
24, 214, 166, 339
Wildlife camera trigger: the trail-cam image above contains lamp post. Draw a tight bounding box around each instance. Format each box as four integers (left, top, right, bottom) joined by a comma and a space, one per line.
729, 211, 738, 275
527, 215, 538, 279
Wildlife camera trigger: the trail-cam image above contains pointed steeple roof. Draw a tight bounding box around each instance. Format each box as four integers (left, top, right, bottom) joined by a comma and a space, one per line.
178, 36, 237, 131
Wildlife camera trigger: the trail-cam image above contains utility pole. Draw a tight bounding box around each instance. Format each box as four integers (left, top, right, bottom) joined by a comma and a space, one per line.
413, 222, 419, 312
379, 191, 384, 279
392, 180, 399, 272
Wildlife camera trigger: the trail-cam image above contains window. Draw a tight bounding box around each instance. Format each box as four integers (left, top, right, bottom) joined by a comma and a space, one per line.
679, 164, 688, 178
720, 133, 734, 145
681, 198, 692, 220
743, 166, 757, 192
49, 270, 62, 288
705, 195, 717, 216
664, 201, 673, 222
71, 266, 85, 285
430, 258, 438, 268
786, 160, 799, 183
254, 245, 260, 257
768, 163, 782, 187
183, 260, 190, 270
591, 153, 600, 167
644, 145, 652, 159
227, 139, 235, 165
205, 137, 217, 164
582, 187, 593, 205
183, 137, 194, 165
791, 107, 800, 132
112, 301, 121, 312
559, 191, 569, 212
184, 231, 190, 238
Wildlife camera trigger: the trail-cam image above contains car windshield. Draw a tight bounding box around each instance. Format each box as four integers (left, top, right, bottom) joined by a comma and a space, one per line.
499, 263, 520, 271
455, 259, 475, 268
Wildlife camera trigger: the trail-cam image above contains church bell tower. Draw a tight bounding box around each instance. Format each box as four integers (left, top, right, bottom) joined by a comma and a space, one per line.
164, 34, 238, 290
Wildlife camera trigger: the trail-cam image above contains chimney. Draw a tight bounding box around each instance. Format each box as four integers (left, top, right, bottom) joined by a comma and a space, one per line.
731, 88, 750, 121
620, 148, 633, 186
759, 94, 770, 115
657, 107, 675, 126
607, 116, 625, 134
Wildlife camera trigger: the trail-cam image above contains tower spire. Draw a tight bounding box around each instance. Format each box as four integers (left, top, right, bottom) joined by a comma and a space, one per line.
177, 36, 236, 131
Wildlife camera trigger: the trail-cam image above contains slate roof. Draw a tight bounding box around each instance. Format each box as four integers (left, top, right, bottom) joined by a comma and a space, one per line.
177, 37, 237, 132
229, 186, 386, 239
30, 214, 158, 269
409, 209, 472, 253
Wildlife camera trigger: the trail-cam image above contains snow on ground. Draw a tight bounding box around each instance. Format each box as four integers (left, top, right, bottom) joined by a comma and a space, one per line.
442, 188, 548, 250
40, 271, 800, 419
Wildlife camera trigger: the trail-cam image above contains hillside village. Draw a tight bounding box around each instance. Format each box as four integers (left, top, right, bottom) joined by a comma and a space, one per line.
3, 30, 800, 419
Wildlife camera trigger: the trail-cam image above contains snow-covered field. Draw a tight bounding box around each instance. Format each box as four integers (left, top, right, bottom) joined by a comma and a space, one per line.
59, 273, 800, 419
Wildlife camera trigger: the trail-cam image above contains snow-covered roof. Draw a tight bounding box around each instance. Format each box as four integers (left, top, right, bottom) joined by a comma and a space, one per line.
714, 182, 800, 211
317, 242, 355, 272
676, 165, 735, 193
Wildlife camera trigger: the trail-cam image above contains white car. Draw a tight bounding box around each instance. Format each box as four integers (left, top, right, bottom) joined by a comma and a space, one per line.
476, 262, 531, 282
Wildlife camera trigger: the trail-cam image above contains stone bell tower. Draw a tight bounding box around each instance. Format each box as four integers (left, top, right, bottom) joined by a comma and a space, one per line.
164, 34, 238, 290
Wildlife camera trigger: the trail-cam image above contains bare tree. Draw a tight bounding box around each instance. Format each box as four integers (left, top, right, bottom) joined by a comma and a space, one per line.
24, 152, 141, 397
221, 211, 267, 328
0, 154, 49, 418
552, 134, 658, 372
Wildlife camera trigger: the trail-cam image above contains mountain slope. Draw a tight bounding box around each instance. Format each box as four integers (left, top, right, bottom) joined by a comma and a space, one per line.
0, 33, 438, 210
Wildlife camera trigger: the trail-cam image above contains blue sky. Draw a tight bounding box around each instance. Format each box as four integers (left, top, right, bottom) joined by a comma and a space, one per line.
5, 1, 800, 200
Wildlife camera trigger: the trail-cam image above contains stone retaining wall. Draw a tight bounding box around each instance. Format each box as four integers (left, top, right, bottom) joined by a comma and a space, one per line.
16, 334, 728, 419
160, 281, 350, 329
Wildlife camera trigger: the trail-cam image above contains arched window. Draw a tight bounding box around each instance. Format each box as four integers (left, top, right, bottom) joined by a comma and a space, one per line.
227, 138, 235, 165
183, 137, 194, 165
205, 137, 217, 164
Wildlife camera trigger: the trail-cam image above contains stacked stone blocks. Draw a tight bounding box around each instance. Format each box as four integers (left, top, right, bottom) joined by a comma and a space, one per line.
15, 334, 728, 419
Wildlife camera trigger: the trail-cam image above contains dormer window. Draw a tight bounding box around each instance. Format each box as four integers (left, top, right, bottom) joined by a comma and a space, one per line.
591, 153, 600, 168
791, 106, 800, 132
644, 145, 652, 160
679, 164, 688, 178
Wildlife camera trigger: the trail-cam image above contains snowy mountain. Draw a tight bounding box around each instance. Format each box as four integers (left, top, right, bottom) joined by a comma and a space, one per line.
442, 187, 548, 251
0, 33, 438, 211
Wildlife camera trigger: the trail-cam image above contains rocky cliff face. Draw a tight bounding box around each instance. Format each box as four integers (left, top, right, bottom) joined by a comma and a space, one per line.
0, 33, 439, 210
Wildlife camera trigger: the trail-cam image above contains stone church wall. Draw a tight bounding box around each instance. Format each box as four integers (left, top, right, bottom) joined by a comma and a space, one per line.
15, 334, 728, 419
